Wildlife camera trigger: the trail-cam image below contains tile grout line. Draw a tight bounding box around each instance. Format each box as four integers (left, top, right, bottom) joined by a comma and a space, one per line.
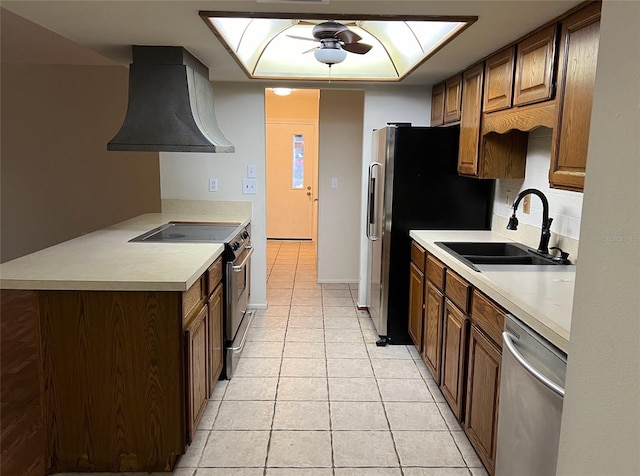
362, 314, 406, 474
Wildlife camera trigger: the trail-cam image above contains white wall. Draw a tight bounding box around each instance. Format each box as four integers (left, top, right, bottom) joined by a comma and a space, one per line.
159, 82, 268, 307
317, 89, 364, 283
492, 127, 583, 259
356, 85, 431, 306
556, 1, 640, 474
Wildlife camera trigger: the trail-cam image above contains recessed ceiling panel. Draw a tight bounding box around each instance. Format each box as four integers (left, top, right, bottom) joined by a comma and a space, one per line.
200, 12, 476, 82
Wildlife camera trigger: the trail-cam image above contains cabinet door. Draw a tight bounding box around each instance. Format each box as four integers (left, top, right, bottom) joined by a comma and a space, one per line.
422, 282, 444, 383
209, 282, 224, 392
408, 262, 425, 350
431, 82, 445, 126
483, 47, 515, 112
550, 3, 601, 191
185, 305, 209, 443
458, 64, 484, 176
444, 75, 463, 123
513, 25, 557, 106
464, 324, 501, 475
440, 300, 469, 421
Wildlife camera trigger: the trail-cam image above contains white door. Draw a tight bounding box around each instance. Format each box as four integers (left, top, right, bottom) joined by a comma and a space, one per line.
266, 122, 317, 239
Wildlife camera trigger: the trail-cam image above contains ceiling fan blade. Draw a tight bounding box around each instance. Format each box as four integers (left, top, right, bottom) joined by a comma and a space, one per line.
335, 29, 362, 44
302, 46, 320, 54
286, 34, 319, 42
342, 42, 372, 54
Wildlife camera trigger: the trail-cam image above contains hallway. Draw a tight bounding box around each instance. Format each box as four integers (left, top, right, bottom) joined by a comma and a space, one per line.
176, 240, 487, 475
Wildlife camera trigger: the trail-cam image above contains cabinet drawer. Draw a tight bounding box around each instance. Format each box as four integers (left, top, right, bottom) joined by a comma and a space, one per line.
426, 255, 446, 291
207, 258, 223, 296
183, 275, 206, 319
471, 290, 506, 348
410, 241, 426, 272
445, 270, 471, 313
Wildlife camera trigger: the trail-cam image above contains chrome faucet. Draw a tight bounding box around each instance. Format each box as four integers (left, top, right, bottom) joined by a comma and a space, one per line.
506, 188, 553, 255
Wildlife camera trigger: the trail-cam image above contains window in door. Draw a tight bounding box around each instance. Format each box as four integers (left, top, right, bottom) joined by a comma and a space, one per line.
292, 134, 304, 189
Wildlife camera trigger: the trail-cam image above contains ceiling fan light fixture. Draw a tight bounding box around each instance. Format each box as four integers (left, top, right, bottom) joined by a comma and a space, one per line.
313, 47, 347, 65
272, 87, 293, 96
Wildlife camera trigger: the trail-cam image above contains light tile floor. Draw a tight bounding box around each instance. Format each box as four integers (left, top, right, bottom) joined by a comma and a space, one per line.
175, 240, 489, 476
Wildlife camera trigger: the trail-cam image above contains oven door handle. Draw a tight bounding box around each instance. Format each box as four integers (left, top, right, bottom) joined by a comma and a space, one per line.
232, 246, 254, 272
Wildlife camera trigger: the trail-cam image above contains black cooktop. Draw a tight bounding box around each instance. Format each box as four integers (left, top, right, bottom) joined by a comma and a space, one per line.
129, 223, 240, 243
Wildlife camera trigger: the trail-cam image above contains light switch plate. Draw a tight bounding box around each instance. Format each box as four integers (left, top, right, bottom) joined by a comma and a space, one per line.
247, 164, 257, 178
331, 177, 338, 189
242, 179, 257, 194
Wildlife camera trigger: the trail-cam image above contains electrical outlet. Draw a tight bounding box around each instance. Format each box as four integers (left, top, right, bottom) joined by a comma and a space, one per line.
247, 164, 257, 178
242, 179, 257, 194
523, 194, 531, 214
209, 178, 218, 192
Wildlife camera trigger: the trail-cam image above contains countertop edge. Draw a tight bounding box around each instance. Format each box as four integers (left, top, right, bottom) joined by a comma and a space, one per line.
0, 211, 244, 292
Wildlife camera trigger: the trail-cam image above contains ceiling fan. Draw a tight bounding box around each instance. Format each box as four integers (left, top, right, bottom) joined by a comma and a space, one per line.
288, 20, 373, 66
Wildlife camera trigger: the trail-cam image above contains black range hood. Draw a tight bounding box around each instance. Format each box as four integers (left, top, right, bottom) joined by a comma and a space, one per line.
108, 46, 234, 153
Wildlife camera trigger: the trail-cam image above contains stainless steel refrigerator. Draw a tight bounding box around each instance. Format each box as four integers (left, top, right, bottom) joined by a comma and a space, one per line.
366, 123, 494, 345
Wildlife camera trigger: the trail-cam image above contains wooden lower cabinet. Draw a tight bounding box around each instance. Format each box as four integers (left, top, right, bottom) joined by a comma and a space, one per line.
422, 282, 444, 383
0, 290, 47, 476
440, 300, 469, 420
209, 282, 224, 392
464, 324, 502, 475
185, 304, 209, 444
39, 290, 185, 473
408, 262, 425, 350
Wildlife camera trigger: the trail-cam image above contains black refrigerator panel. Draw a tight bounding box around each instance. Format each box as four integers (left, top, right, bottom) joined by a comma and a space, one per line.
383, 125, 494, 344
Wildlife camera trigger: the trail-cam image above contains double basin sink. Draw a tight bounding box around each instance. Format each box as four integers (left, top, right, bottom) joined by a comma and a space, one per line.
435, 241, 571, 272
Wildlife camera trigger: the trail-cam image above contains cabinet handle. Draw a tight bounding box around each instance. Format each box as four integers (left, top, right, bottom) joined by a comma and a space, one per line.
233, 247, 254, 272
502, 330, 565, 397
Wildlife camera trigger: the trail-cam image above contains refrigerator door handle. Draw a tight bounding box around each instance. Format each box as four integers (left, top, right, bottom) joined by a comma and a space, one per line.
502, 330, 565, 397
366, 162, 382, 240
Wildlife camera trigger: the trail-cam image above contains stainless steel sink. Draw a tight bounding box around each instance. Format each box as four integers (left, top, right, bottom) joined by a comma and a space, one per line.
435, 241, 571, 271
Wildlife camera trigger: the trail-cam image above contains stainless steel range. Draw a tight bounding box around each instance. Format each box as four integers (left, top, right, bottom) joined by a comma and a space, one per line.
130, 221, 254, 379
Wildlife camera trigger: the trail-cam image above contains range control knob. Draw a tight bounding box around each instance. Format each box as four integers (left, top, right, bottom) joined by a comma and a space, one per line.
241, 231, 249, 240
231, 241, 240, 251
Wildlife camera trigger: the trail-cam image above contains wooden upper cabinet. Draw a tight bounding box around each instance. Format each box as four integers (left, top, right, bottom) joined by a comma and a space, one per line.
431, 82, 445, 126
483, 47, 515, 113
550, 2, 601, 191
513, 25, 558, 106
458, 64, 484, 176
444, 75, 463, 123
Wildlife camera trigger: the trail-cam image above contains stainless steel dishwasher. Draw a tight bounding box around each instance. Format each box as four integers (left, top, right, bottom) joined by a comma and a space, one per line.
495, 314, 567, 476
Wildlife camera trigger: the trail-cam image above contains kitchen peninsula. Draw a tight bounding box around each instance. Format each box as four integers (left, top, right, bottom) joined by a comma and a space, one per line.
0, 209, 251, 474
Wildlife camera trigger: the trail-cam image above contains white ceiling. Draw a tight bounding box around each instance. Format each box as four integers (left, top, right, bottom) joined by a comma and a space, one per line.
1, 0, 583, 86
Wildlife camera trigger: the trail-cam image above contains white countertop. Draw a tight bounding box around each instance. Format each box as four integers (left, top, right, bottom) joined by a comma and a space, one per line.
410, 230, 575, 353
0, 212, 250, 292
